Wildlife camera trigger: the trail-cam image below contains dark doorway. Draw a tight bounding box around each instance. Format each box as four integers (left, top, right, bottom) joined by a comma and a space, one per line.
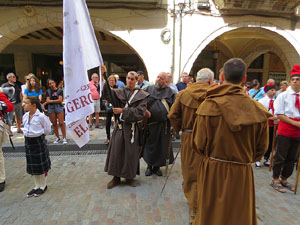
32, 54, 63, 88
0, 54, 15, 85
247, 72, 262, 84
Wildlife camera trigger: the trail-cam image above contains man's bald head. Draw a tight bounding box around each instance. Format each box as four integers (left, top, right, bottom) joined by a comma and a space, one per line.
156, 72, 168, 88
267, 78, 275, 84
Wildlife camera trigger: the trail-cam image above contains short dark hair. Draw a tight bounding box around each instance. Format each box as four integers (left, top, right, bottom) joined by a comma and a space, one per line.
27, 96, 42, 112
137, 71, 144, 76
223, 58, 246, 84
127, 71, 138, 80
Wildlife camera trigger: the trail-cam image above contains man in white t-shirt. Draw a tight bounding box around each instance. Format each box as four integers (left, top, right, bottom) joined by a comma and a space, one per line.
271, 65, 300, 193
256, 83, 279, 167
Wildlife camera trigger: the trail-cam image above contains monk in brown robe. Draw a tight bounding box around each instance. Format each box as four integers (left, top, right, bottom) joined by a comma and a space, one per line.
168, 68, 214, 224
104, 71, 149, 188
192, 58, 272, 225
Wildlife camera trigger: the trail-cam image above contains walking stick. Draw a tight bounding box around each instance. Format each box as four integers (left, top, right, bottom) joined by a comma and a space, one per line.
9, 136, 15, 151
138, 116, 148, 158
160, 144, 181, 196
164, 132, 173, 177
269, 124, 277, 171
294, 154, 300, 194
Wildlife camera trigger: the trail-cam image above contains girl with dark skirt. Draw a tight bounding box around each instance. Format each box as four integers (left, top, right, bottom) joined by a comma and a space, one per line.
22, 96, 51, 197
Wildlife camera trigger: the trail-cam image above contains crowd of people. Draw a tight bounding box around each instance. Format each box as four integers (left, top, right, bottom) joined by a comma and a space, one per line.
102, 61, 300, 225
0, 73, 66, 143
0, 60, 299, 225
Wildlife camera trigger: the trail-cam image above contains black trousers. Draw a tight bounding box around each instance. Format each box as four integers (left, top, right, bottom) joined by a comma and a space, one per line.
264, 126, 274, 160
272, 135, 300, 180
106, 111, 113, 140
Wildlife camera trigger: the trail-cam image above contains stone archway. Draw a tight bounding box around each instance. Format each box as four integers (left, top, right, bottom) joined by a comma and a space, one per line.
0, 12, 148, 77
183, 21, 300, 78
242, 45, 290, 74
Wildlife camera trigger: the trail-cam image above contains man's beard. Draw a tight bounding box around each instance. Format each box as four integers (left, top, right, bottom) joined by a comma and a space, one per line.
155, 82, 166, 88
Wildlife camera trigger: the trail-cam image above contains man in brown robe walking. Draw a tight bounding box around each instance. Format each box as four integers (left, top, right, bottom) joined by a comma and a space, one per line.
104, 71, 149, 188
168, 68, 214, 224
192, 58, 272, 225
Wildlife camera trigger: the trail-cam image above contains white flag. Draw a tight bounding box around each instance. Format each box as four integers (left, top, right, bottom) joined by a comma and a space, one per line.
63, 0, 103, 148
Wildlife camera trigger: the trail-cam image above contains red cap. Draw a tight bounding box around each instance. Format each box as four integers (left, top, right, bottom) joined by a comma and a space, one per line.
264, 83, 276, 93
291, 65, 300, 77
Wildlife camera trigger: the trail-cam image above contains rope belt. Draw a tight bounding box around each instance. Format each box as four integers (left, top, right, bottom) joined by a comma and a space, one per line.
209, 157, 252, 165
182, 129, 192, 133
117, 120, 142, 143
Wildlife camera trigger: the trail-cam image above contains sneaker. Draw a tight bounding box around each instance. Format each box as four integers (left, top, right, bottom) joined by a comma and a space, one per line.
34, 186, 47, 197
62, 138, 68, 145
53, 138, 60, 144
255, 161, 261, 168
264, 159, 270, 166
27, 188, 37, 198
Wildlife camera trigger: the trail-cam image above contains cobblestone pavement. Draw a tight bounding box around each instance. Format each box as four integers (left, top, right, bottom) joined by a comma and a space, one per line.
0, 153, 299, 225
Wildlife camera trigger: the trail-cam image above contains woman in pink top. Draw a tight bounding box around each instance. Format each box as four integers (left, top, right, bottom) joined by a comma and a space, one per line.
89, 73, 101, 129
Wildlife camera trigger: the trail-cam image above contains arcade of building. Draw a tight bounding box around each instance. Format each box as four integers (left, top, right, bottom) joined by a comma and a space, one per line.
0, 0, 299, 87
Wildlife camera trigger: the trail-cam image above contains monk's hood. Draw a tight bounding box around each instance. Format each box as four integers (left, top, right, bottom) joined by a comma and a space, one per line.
180, 82, 210, 109
115, 87, 149, 105
198, 83, 273, 132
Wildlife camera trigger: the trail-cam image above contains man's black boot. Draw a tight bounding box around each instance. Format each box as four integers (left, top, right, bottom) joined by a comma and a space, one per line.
0, 181, 5, 192
153, 167, 162, 176
145, 165, 152, 176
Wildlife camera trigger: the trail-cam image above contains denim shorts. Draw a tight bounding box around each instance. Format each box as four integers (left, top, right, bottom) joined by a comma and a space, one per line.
47, 104, 64, 114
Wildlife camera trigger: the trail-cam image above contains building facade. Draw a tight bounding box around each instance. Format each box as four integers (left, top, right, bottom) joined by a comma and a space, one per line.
0, 0, 299, 86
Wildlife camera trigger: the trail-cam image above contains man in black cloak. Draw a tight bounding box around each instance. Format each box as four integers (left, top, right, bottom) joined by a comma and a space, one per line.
143, 72, 176, 176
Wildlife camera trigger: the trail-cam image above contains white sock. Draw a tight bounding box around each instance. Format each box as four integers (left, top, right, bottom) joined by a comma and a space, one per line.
33, 175, 39, 189
38, 174, 47, 190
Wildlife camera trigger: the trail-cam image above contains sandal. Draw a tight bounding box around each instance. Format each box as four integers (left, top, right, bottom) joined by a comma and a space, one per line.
270, 180, 286, 193
280, 181, 295, 192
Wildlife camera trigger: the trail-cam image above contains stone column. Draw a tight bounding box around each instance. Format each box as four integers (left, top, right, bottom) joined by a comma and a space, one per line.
14, 51, 32, 82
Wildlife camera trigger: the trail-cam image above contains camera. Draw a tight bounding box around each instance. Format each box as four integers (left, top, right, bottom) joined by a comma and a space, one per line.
0, 87, 15, 99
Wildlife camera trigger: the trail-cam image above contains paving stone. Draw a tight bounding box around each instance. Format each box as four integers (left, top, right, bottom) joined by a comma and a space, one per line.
1, 154, 300, 224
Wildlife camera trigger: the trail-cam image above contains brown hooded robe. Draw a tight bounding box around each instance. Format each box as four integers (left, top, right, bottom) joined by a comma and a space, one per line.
168, 82, 210, 214
104, 87, 149, 179
192, 84, 272, 225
